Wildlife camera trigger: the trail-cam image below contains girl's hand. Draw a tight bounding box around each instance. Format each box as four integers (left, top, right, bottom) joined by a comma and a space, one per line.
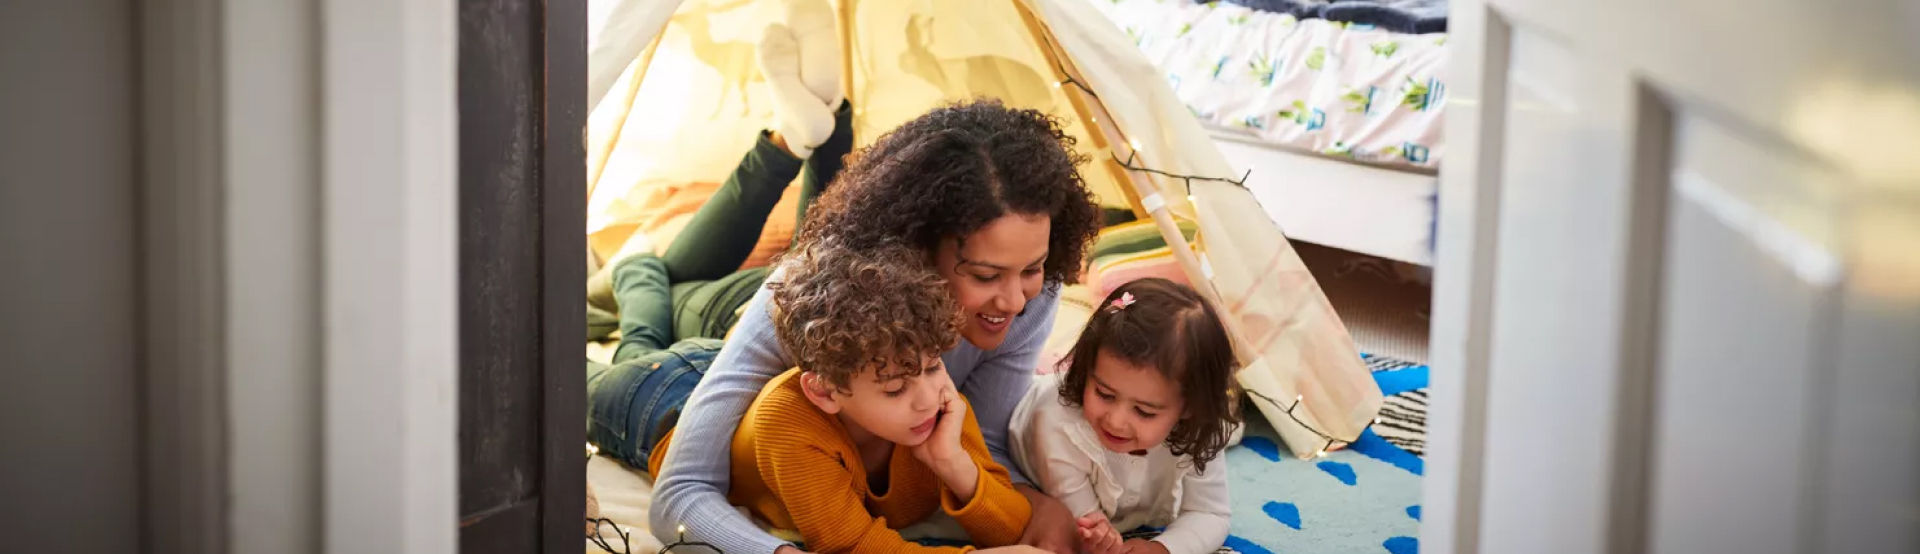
1075, 513, 1123, 554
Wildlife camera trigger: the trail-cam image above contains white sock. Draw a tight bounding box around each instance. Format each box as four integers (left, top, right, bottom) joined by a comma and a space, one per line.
757, 24, 833, 158
784, 0, 843, 106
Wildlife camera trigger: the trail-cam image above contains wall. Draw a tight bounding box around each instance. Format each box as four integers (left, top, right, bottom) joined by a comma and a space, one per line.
0, 1, 142, 551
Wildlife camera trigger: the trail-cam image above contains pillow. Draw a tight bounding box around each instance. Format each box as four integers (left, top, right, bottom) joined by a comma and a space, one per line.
1039, 220, 1201, 375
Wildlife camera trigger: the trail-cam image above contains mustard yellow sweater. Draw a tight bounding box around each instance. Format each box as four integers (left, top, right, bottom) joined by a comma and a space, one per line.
654, 369, 1031, 553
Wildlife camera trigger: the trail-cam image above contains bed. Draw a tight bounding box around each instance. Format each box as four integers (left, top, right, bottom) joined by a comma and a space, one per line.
1087, 0, 1447, 266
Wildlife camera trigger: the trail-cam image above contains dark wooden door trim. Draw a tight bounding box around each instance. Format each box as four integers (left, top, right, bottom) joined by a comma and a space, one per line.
539, 0, 589, 550
456, 0, 586, 551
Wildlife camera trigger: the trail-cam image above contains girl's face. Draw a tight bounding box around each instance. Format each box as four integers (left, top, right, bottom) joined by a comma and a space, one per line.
1081, 348, 1185, 453
933, 213, 1050, 351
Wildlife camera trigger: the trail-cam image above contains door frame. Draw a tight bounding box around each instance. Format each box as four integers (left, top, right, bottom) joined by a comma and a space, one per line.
454, 0, 588, 552
139, 0, 463, 552
1419, 3, 1504, 552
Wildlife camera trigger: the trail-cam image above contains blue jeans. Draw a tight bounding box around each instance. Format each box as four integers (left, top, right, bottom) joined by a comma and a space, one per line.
586, 254, 725, 472
588, 338, 720, 471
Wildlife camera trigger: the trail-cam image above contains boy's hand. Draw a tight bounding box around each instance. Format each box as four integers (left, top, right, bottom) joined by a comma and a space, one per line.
909, 387, 969, 468
1076, 513, 1124, 554
912, 387, 980, 502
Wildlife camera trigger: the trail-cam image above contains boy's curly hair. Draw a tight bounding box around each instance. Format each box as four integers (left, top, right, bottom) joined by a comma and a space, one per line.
767, 240, 961, 389
795, 99, 1101, 286
1057, 278, 1242, 472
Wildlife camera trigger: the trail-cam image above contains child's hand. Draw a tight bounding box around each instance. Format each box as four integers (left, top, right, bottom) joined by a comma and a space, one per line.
909, 387, 968, 468
1075, 513, 1123, 554
912, 386, 981, 502
1118, 538, 1169, 554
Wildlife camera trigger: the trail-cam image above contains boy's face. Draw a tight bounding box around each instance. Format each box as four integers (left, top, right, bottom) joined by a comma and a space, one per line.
809, 353, 954, 447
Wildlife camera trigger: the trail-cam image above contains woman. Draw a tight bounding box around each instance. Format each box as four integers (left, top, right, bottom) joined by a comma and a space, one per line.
593, 14, 1102, 554
648, 97, 1101, 554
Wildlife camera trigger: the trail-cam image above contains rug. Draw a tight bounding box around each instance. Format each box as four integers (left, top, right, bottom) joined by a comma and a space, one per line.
1220, 353, 1428, 554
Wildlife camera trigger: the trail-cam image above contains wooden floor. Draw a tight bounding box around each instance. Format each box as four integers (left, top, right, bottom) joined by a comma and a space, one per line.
1293, 241, 1433, 364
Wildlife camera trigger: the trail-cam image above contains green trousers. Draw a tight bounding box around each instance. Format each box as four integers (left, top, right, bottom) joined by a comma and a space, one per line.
587, 101, 852, 341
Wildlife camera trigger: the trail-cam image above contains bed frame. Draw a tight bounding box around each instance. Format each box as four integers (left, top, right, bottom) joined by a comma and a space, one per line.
1207, 127, 1439, 267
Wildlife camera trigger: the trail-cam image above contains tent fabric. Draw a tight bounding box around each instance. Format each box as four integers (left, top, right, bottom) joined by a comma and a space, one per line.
584, 0, 1380, 460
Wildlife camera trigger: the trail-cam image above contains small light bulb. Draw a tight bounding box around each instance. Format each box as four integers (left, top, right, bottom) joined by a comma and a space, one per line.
1053, 81, 1063, 89
1373, 417, 1382, 425
1314, 449, 1327, 458
1295, 394, 1304, 403
1129, 138, 1142, 151
1187, 195, 1198, 206
678, 525, 687, 536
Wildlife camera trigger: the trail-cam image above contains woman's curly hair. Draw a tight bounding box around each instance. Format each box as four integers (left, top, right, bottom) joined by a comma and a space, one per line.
766, 239, 961, 389
1057, 278, 1242, 472
795, 99, 1101, 286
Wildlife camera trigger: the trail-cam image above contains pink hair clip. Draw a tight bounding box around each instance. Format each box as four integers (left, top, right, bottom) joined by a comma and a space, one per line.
1108, 292, 1136, 311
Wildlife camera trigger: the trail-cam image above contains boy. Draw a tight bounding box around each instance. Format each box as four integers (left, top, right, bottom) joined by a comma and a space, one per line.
649, 242, 1037, 553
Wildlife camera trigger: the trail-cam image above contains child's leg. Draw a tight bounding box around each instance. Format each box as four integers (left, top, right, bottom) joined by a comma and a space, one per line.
670, 266, 772, 341
587, 339, 722, 472
658, 133, 804, 283
793, 100, 853, 231
608, 254, 677, 363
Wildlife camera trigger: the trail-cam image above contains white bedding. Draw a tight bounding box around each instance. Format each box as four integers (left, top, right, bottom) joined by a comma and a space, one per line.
586, 456, 665, 554
1089, 0, 1448, 170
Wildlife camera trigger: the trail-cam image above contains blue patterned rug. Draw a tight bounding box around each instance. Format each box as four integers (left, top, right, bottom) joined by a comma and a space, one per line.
1222, 354, 1428, 554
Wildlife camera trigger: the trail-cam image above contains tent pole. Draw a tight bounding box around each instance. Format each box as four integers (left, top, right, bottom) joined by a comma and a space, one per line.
587, 32, 663, 201
1009, 2, 1147, 223
1012, 0, 1255, 369
838, 0, 855, 119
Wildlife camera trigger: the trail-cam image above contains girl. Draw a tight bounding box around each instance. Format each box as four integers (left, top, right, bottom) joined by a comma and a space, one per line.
1010, 278, 1242, 554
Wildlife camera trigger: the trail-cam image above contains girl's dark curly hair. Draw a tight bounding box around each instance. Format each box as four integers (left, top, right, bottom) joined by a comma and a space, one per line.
766, 239, 961, 389
1057, 278, 1242, 472
795, 99, 1101, 286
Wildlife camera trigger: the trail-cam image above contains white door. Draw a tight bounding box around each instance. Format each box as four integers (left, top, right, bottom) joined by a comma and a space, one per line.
1422, 0, 1920, 552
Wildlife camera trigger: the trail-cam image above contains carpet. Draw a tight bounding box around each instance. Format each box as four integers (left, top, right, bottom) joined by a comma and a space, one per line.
1220, 353, 1428, 554
1293, 241, 1432, 364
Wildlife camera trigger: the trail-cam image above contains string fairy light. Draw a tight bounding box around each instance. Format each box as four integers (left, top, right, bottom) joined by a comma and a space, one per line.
661, 524, 721, 554
1052, 76, 1099, 99
1242, 387, 1380, 459
587, 520, 725, 554
1114, 151, 1253, 199
1030, 16, 1383, 459
587, 518, 631, 554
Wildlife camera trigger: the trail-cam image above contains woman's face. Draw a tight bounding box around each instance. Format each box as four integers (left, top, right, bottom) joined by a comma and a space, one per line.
933, 213, 1051, 351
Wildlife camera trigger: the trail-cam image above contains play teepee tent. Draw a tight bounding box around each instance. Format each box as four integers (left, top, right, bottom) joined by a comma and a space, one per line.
584, 0, 1381, 459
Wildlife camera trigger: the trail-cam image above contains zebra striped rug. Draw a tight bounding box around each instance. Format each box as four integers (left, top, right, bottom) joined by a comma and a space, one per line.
1365, 353, 1428, 458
